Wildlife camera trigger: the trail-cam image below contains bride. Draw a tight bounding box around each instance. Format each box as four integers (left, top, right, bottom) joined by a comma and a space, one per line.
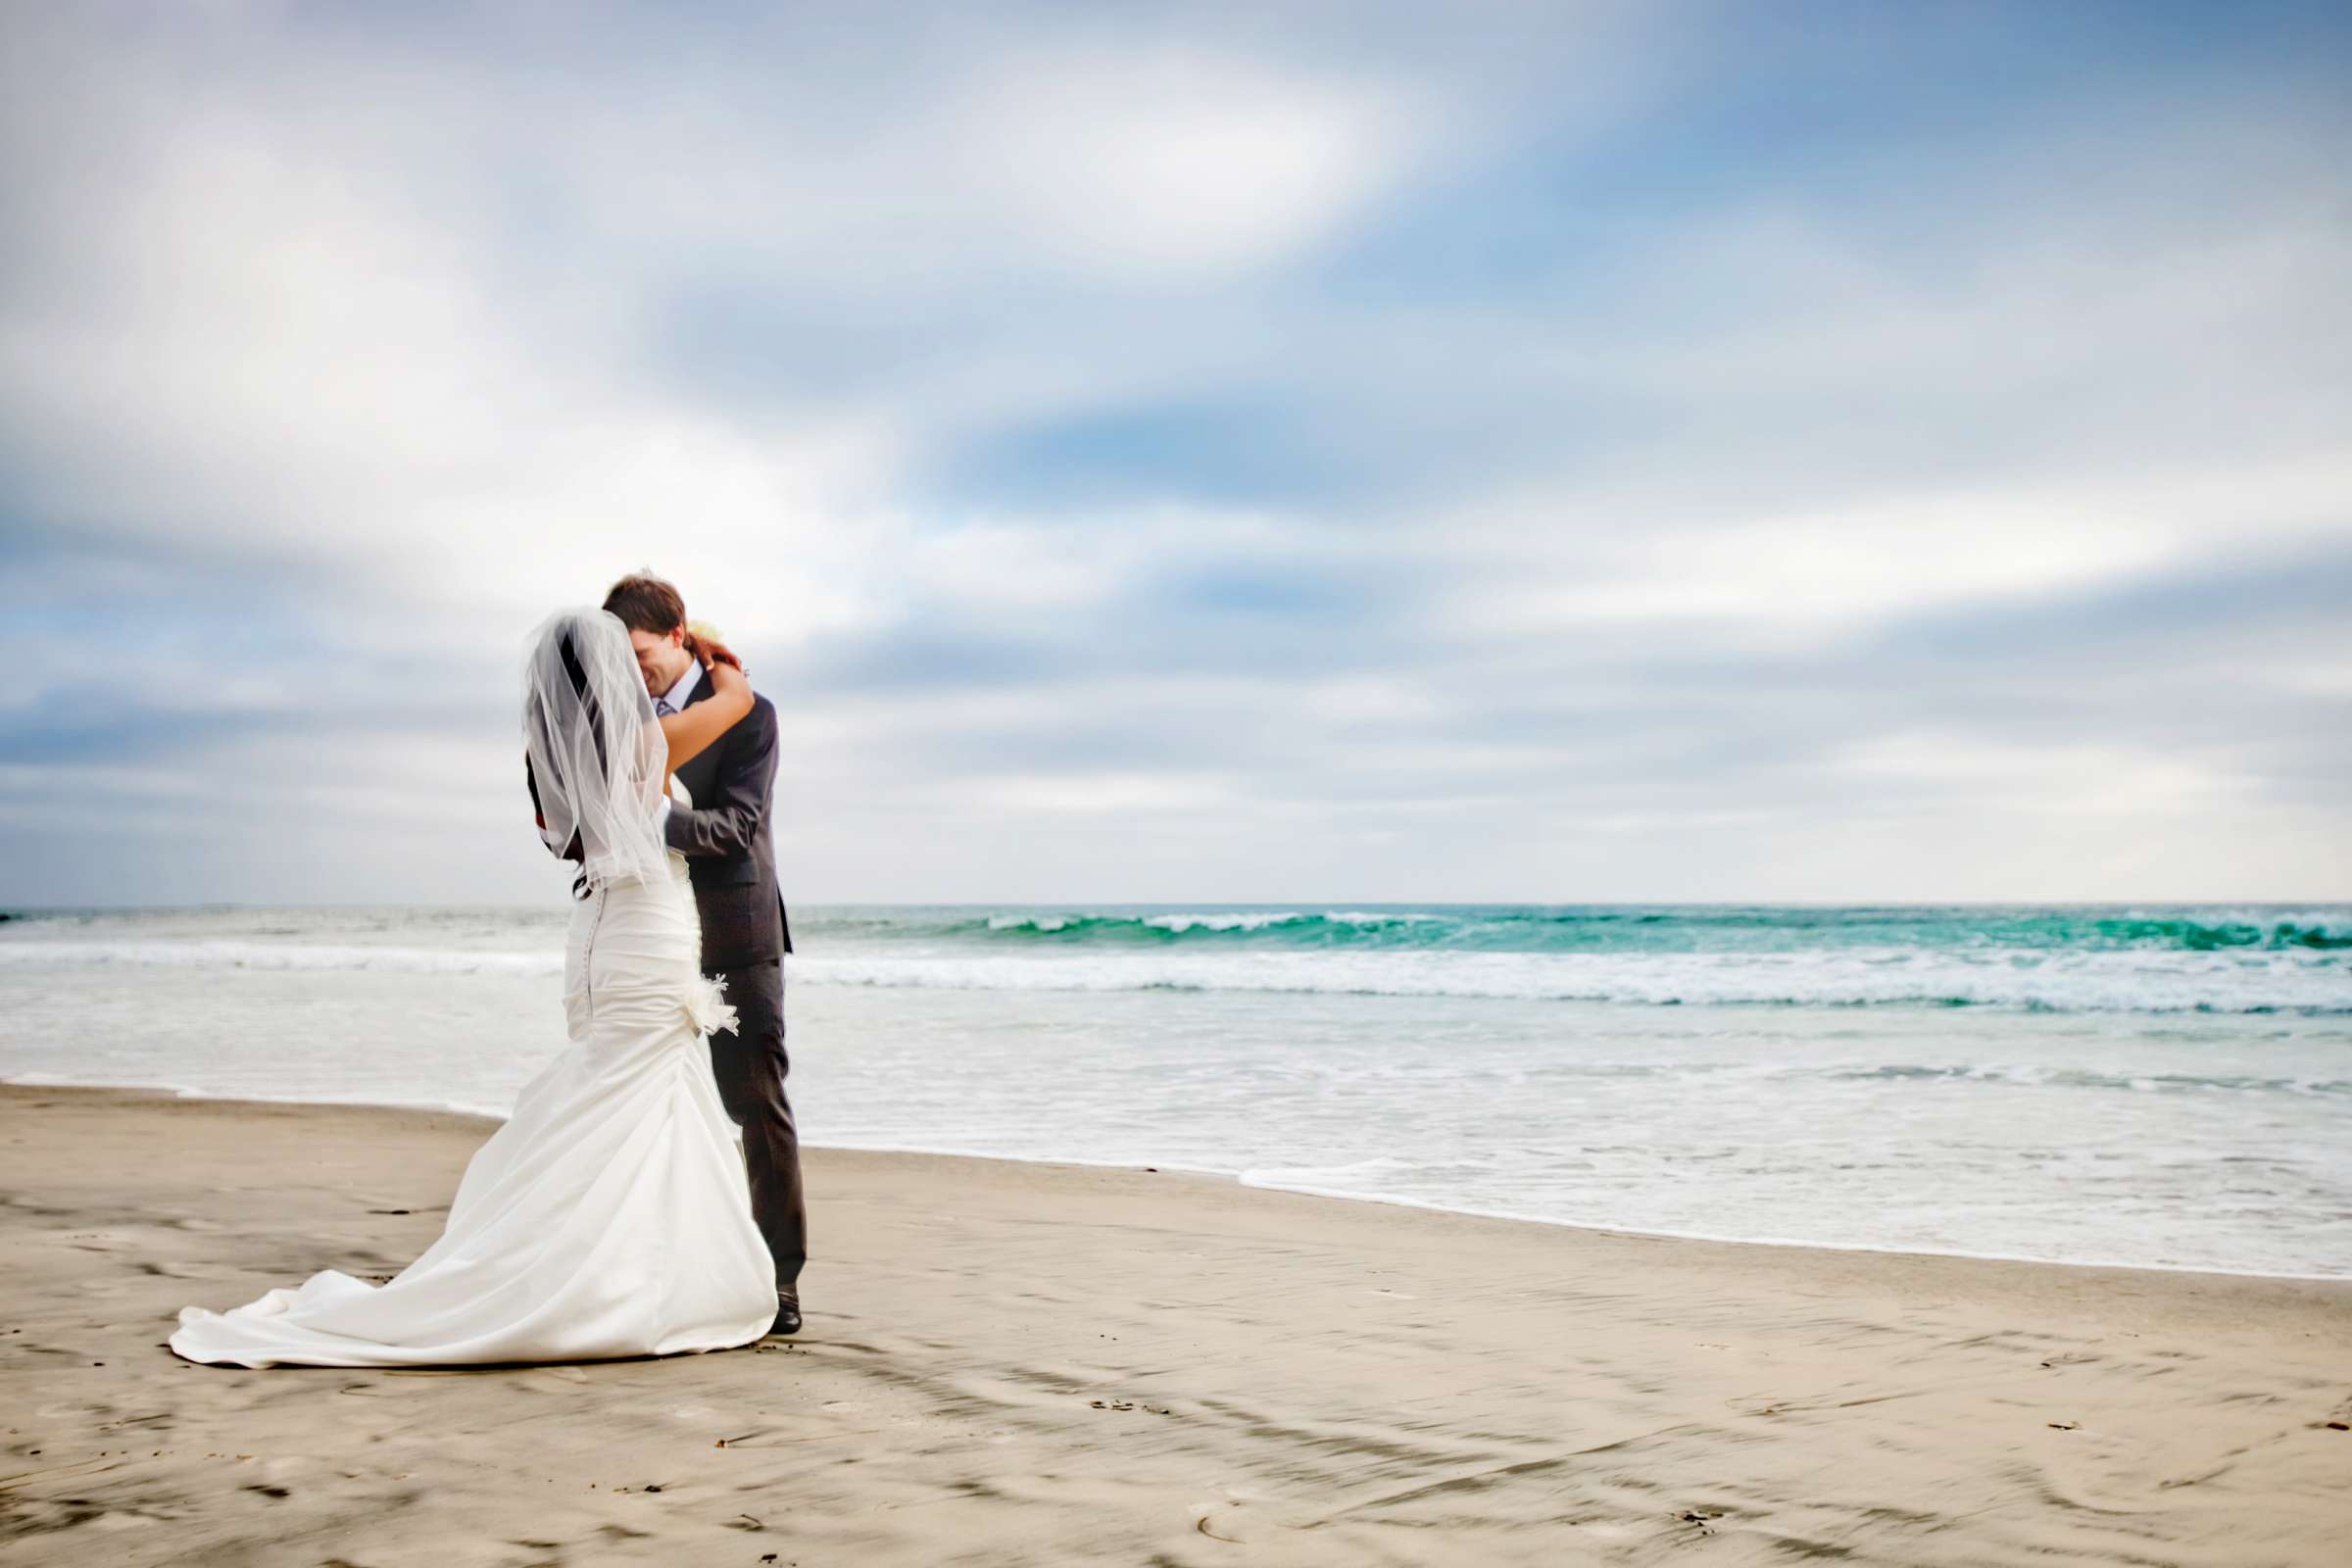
169, 608, 779, 1367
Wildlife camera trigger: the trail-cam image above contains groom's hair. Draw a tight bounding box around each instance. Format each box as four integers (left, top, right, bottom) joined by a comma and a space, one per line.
603, 572, 686, 636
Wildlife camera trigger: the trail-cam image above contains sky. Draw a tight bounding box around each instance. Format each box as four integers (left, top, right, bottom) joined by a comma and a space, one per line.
1, 0, 2347, 906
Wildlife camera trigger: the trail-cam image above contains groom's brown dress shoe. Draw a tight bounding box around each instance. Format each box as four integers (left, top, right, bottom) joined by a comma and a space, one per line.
768, 1294, 801, 1337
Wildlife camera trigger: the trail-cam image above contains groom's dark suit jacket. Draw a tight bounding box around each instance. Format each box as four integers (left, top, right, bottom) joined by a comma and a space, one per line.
667, 668, 793, 968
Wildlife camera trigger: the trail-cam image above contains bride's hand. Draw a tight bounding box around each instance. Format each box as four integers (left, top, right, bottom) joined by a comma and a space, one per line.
699, 636, 750, 698
694, 635, 745, 674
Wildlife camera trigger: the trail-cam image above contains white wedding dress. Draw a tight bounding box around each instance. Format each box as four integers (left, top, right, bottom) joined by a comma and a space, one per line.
169, 778, 776, 1368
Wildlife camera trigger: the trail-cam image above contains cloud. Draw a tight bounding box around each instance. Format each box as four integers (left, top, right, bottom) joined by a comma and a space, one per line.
1, 0, 2348, 905
931, 44, 1427, 280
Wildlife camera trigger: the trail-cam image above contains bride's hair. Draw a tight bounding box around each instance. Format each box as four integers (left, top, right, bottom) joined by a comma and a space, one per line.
523, 626, 608, 864
521, 609, 670, 894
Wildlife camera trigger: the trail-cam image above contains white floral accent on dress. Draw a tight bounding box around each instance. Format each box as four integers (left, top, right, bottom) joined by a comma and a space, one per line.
684, 971, 738, 1039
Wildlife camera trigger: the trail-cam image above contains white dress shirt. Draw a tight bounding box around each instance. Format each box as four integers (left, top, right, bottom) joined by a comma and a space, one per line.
655, 661, 700, 716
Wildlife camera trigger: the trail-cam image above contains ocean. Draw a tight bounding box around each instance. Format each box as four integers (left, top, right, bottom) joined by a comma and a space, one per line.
3, 903, 2346, 1279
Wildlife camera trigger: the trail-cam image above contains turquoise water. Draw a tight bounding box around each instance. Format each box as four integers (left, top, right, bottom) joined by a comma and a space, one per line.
789, 904, 2352, 1013
844, 905, 2351, 957
3, 903, 2347, 1276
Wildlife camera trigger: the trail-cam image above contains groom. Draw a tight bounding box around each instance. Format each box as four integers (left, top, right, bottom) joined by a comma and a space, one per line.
603, 571, 806, 1338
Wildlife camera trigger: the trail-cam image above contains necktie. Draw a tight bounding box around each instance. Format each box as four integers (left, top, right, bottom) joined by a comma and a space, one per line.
656, 699, 675, 716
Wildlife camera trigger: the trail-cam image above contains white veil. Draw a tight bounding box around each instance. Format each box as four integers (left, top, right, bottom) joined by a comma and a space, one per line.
522, 608, 671, 891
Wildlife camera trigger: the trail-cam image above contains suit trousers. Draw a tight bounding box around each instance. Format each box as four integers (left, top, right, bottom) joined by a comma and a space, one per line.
706, 957, 807, 1296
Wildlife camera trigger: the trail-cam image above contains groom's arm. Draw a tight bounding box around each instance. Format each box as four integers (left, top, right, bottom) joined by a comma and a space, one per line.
662, 698, 776, 859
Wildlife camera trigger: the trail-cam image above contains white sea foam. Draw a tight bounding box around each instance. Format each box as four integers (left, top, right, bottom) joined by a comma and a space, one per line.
788, 948, 2351, 1015
4, 933, 2346, 1012
1143, 910, 1306, 932
976, 908, 1446, 935
0, 939, 564, 976
1237, 1154, 1421, 1187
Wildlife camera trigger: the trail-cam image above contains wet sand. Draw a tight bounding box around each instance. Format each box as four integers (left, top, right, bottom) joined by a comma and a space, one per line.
3, 1083, 2348, 1565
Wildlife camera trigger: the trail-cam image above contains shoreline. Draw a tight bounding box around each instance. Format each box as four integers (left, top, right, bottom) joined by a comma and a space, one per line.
10, 1073, 2349, 1286
5, 1082, 2349, 1565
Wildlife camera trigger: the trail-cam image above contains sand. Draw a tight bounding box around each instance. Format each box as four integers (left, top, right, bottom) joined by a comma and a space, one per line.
2, 1084, 2347, 1566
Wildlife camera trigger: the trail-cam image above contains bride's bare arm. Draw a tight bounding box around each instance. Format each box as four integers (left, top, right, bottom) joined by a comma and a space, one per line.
659, 652, 753, 771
